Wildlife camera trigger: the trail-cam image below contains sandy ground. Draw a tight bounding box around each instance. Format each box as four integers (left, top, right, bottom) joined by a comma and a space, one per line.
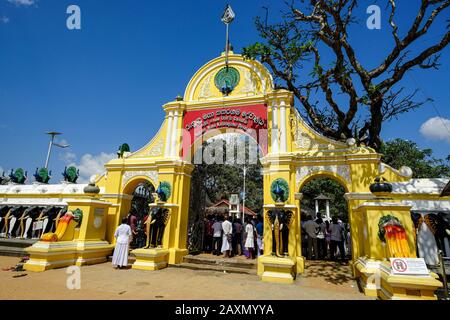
0, 256, 372, 300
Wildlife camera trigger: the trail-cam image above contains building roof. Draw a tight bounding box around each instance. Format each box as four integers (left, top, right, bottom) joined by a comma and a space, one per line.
314, 194, 331, 200
208, 199, 257, 216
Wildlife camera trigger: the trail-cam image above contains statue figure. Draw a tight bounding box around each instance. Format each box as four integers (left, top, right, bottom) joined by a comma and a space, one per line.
279, 210, 293, 256
267, 209, 293, 257
144, 207, 170, 248
62, 166, 79, 183
0, 206, 12, 237
0, 171, 11, 185
19, 206, 42, 239
9, 168, 27, 184
34, 168, 51, 184
117, 143, 130, 158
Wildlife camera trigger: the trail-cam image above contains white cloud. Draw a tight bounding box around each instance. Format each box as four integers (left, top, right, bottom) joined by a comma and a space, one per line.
59, 151, 77, 164
7, 0, 35, 6
68, 152, 116, 183
0, 16, 9, 24
420, 116, 450, 144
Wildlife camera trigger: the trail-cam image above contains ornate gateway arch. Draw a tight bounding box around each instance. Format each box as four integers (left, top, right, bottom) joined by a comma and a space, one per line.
16, 50, 449, 299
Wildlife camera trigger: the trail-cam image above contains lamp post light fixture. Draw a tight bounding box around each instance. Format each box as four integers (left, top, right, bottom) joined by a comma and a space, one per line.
44, 131, 70, 169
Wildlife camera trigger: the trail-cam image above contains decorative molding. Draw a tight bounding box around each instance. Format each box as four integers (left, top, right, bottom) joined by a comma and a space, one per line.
296, 164, 351, 189
121, 170, 158, 188
143, 137, 164, 157
237, 66, 258, 95
290, 110, 347, 150
292, 121, 336, 150
198, 73, 213, 100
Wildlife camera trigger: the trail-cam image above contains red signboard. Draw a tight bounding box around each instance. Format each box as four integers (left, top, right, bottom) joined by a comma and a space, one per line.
182, 104, 268, 158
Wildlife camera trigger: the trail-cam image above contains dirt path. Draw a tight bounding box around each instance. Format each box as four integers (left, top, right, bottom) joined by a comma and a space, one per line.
0, 256, 372, 300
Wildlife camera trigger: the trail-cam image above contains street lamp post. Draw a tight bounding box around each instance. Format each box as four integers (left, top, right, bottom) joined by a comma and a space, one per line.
44, 132, 70, 169
242, 164, 246, 223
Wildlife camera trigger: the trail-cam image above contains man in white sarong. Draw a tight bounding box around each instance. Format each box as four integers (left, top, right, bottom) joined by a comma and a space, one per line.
221, 216, 233, 258
112, 217, 132, 269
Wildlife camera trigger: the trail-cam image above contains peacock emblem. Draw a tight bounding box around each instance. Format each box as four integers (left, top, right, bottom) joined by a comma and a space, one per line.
270, 178, 289, 203
156, 181, 172, 202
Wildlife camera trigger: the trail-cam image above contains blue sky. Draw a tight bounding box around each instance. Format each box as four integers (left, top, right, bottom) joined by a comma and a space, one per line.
0, 0, 449, 183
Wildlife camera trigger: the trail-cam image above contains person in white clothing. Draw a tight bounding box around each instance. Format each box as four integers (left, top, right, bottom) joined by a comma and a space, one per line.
244, 217, 255, 259
221, 215, 233, 257
112, 217, 132, 269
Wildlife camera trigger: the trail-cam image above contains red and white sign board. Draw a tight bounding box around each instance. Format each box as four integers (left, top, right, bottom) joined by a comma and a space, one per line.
182, 104, 268, 159
390, 258, 429, 276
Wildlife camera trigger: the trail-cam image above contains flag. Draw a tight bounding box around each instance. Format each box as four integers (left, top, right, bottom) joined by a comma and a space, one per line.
221, 4, 235, 24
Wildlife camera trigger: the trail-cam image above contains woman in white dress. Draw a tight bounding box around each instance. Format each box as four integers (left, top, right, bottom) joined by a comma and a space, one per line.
112, 217, 132, 269
244, 217, 255, 259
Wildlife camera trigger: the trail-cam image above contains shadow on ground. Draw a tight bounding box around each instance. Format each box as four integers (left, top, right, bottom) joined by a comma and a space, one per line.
302, 260, 355, 286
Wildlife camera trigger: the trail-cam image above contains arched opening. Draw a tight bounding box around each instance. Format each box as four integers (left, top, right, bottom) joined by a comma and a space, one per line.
187, 132, 264, 257
299, 176, 350, 261
122, 180, 155, 249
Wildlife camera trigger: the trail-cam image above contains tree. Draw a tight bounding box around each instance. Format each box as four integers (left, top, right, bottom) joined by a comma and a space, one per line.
380, 138, 450, 178
301, 177, 348, 220
243, 0, 449, 151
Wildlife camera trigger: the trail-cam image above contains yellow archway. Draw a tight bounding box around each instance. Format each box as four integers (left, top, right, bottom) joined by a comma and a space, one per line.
14, 49, 447, 299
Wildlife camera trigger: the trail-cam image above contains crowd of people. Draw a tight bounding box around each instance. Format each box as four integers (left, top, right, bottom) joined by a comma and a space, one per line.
302, 213, 351, 261
110, 210, 352, 269
203, 214, 264, 259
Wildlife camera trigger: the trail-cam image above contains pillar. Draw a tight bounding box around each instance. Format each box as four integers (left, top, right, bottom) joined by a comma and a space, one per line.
164, 110, 174, 157
279, 100, 287, 152
315, 199, 319, 215
271, 101, 279, 154
325, 200, 330, 220
171, 110, 180, 157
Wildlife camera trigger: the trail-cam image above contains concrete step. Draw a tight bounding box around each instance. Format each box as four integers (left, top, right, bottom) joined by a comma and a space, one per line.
0, 238, 38, 249
183, 254, 257, 270
0, 245, 30, 257
170, 262, 256, 275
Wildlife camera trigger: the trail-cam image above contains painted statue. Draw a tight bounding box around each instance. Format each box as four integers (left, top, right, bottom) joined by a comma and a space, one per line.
9, 169, 27, 184
7, 206, 26, 238
267, 209, 293, 257
434, 212, 450, 257
20, 206, 42, 239
41, 209, 82, 242
62, 166, 79, 183
144, 207, 170, 248
378, 214, 412, 258
411, 212, 450, 263
0, 206, 12, 237
34, 168, 51, 184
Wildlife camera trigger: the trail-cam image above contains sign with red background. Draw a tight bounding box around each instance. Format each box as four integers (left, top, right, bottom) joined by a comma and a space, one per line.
182, 104, 268, 158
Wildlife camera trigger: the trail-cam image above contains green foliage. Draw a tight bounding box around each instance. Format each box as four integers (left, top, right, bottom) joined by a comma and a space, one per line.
242, 42, 271, 60
301, 178, 347, 220
380, 139, 450, 178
